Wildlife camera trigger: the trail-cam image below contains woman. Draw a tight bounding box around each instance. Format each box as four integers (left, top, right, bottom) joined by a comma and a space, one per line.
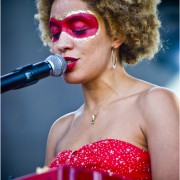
35, 0, 179, 179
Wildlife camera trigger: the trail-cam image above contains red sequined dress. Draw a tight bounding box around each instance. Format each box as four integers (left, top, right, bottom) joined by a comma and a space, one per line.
49, 139, 151, 180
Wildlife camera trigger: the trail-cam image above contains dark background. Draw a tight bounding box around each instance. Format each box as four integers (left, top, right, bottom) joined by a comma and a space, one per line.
1, 0, 179, 179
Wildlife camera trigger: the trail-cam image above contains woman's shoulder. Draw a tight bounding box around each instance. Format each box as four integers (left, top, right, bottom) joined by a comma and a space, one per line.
50, 111, 76, 135
49, 104, 84, 138
129, 77, 179, 119
137, 85, 179, 123
138, 85, 178, 106
131, 77, 177, 103
45, 111, 77, 165
136, 85, 179, 179
45, 109, 81, 165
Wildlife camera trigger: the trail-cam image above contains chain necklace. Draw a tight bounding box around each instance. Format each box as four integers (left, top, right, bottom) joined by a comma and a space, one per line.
85, 89, 153, 125
84, 89, 144, 125
84, 93, 116, 125
85, 103, 101, 125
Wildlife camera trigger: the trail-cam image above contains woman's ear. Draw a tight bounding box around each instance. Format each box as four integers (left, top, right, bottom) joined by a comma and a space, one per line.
111, 35, 125, 49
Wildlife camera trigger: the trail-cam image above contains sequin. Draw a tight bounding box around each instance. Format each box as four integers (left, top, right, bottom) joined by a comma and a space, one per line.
49, 139, 151, 180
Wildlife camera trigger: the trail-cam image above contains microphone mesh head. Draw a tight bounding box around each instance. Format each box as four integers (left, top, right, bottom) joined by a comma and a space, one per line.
45, 54, 67, 76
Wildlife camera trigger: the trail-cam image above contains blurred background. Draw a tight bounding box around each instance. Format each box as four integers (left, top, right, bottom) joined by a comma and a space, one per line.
1, 0, 179, 179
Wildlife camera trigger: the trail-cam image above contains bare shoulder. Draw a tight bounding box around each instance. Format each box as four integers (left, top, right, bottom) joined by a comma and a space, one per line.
137, 86, 179, 179
138, 86, 179, 130
47, 110, 78, 149
49, 112, 75, 137
138, 86, 179, 119
45, 111, 76, 165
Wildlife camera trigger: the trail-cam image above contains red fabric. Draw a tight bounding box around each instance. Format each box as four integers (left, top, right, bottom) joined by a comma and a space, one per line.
49, 139, 151, 180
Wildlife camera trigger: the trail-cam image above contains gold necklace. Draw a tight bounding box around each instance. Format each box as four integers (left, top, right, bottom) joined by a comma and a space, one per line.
85, 89, 152, 124
85, 103, 100, 125
85, 94, 116, 125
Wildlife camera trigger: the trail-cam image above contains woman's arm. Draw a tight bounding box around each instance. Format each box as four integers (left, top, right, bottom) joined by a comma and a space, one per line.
45, 114, 73, 166
141, 87, 179, 180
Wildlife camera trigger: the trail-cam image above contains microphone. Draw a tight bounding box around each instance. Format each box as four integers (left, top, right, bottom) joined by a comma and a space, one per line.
1, 54, 67, 94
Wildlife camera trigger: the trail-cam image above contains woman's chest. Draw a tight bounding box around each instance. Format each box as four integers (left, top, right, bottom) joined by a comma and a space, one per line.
55, 111, 146, 154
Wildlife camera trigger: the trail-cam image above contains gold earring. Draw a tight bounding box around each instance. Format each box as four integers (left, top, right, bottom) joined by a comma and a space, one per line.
111, 48, 117, 69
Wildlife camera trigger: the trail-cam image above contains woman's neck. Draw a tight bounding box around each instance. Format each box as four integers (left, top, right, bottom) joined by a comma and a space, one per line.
81, 65, 130, 109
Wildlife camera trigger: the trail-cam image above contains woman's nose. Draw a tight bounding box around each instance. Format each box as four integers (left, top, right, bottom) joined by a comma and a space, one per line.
55, 32, 74, 53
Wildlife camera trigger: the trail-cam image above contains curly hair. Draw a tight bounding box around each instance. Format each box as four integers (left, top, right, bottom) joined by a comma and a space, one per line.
35, 0, 162, 64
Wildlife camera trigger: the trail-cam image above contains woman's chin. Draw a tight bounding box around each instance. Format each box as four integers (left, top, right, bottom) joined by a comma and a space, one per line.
63, 75, 82, 84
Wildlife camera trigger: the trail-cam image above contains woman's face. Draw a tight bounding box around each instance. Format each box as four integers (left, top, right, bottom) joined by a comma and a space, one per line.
50, 0, 114, 84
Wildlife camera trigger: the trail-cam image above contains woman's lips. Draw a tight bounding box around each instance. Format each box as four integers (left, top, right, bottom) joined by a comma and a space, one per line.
64, 57, 79, 72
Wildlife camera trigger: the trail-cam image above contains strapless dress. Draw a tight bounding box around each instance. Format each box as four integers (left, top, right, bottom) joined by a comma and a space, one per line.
49, 139, 151, 180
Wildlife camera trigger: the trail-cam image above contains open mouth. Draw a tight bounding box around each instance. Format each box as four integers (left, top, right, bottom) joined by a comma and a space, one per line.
64, 57, 79, 72
67, 60, 74, 65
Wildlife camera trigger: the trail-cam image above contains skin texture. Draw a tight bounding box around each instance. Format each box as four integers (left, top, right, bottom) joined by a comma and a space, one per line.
45, 0, 179, 180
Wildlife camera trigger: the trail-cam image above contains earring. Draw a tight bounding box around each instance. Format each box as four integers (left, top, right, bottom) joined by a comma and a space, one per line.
111, 48, 117, 69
